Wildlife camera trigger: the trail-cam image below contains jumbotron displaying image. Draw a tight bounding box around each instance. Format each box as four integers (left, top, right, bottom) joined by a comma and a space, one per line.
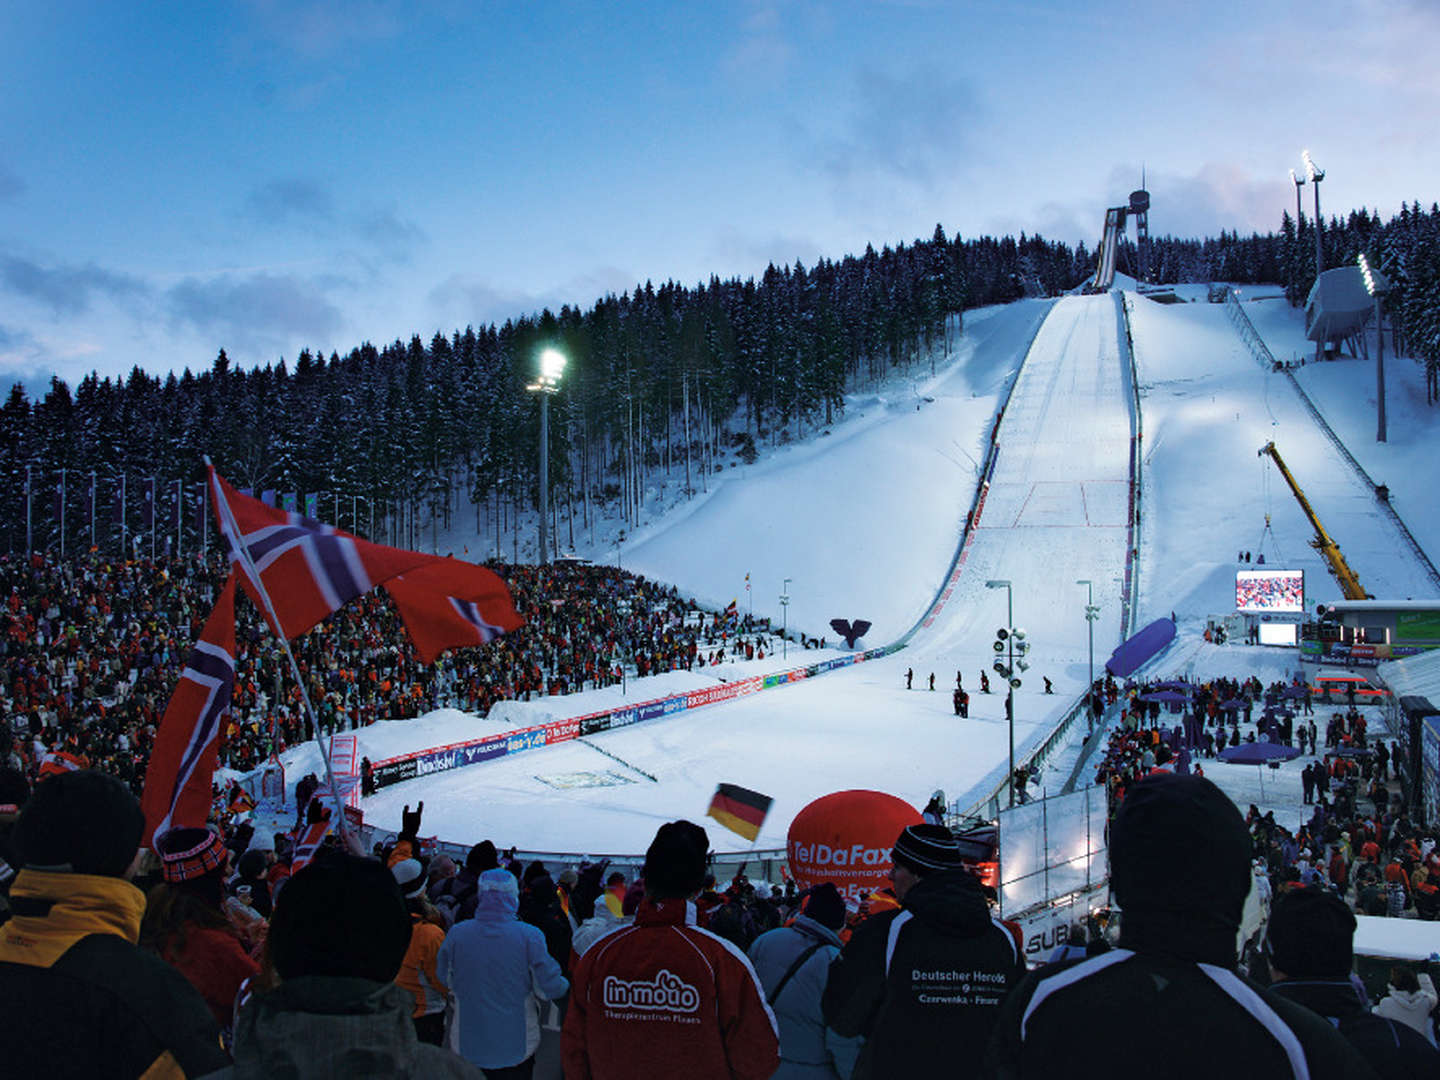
1235, 568, 1304, 613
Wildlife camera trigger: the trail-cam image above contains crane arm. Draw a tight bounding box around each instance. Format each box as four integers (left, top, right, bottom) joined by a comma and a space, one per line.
1258, 442, 1370, 600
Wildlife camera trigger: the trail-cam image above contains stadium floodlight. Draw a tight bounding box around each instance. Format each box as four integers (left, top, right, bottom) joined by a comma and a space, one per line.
1301, 151, 1325, 277
1077, 579, 1099, 731
1358, 253, 1389, 443
527, 347, 568, 564
986, 579, 1020, 807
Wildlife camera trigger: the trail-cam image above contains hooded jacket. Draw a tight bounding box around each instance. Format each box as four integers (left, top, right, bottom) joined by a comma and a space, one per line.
562, 895, 780, 1080
0, 868, 228, 1079
748, 913, 862, 1080
822, 867, 1023, 1079
1270, 977, 1439, 1077
1373, 972, 1438, 1047
203, 976, 480, 1078
436, 868, 568, 1070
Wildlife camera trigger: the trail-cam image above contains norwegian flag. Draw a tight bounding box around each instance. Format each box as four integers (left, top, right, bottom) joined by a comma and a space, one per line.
290, 819, 332, 874
208, 467, 438, 641
140, 574, 237, 845
384, 558, 524, 664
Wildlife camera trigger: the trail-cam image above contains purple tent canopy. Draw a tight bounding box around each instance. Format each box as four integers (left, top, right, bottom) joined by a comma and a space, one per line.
1155, 680, 1190, 691
1106, 618, 1177, 678
1139, 690, 1190, 704
1283, 685, 1308, 699
1220, 698, 1249, 710
1218, 743, 1302, 765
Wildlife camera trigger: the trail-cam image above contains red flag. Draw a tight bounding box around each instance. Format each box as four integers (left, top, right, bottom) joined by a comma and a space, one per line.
140, 574, 238, 846
208, 467, 438, 641
384, 558, 524, 664
290, 819, 332, 874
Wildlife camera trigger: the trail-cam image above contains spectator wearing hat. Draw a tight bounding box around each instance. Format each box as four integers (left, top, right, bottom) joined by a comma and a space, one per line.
748, 882, 862, 1079
438, 867, 568, 1077
143, 825, 261, 1034
563, 820, 780, 1080
984, 773, 1376, 1080
432, 839, 495, 925
392, 858, 451, 1046
1267, 888, 1439, 1075
0, 769, 228, 1078
216, 853, 481, 1078
823, 823, 1023, 1079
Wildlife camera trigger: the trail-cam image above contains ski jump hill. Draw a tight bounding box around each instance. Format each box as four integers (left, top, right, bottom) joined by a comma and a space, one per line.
261, 287, 1439, 861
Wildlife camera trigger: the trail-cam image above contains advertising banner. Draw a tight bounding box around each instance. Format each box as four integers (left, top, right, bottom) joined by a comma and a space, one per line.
1398, 611, 1440, 642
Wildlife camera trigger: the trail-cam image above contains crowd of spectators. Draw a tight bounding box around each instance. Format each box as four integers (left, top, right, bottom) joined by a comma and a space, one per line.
0, 550, 791, 797
1092, 672, 1439, 930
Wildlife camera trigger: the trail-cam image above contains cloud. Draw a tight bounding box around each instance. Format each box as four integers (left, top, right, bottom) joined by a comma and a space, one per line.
721, 2, 795, 86
1129, 163, 1286, 238
0, 254, 149, 316
240, 0, 406, 59
706, 226, 827, 278
167, 272, 346, 353
0, 161, 22, 201
245, 177, 336, 225
811, 67, 983, 195
353, 204, 427, 262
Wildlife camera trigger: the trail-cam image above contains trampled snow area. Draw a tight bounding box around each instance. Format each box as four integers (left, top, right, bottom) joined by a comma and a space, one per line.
272, 288, 1440, 859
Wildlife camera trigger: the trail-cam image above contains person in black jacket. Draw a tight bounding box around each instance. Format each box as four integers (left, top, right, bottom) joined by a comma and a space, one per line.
0, 769, 228, 1079
983, 773, 1377, 1080
823, 823, 1024, 1078
1266, 888, 1439, 1077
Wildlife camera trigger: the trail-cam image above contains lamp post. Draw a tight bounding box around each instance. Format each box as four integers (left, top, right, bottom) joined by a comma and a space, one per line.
1359, 253, 1390, 443
615, 597, 631, 696
1077, 579, 1098, 733
780, 578, 791, 660
527, 347, 567, 564
1303, 150, 1325, 279
987, 579, 1027, 807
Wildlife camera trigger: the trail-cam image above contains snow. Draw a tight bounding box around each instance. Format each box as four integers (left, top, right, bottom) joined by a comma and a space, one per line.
267, 288, 1440, 861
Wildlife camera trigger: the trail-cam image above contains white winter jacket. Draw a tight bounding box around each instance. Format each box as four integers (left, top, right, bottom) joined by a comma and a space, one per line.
1373, 971, 1438, 1046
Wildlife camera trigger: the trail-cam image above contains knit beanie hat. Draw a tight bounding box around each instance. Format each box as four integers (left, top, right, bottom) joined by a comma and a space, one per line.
1110, 774, 1252, 964
466, 839, 498, 874
643, 820, 710, 898
156, 827, 229, 884
1267, 888, 1356, 977
801, 882, 847, 931
15, 769, 144, 878
270, 854, 413, 983
892, 824, 964, 876
391, 858, 426, 900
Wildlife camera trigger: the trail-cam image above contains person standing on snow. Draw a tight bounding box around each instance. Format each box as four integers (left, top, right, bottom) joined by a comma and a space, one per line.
0, 770, 227, 1079
439, 868, 568, 1077
823, 824, 1023, 1078
983, 773, 1376, 1080
748, 883, 860, 1079
563, 820, 779, 1079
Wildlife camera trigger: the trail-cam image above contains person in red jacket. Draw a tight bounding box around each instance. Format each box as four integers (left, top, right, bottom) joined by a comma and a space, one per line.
142, 826, 260, 1040
562, 820, 779, 1079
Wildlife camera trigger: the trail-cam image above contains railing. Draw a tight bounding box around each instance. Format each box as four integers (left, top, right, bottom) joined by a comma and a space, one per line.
1224, 291, 1440, 592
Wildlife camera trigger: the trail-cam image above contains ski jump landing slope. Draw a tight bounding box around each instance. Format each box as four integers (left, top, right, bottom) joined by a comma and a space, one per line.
359, 297, 1133, 855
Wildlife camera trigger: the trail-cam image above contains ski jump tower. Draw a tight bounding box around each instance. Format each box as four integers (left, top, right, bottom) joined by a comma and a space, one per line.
1087, 181, 1151, 292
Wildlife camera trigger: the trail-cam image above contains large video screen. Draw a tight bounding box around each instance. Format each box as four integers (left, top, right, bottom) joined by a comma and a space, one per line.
1236, 569, 1304, 613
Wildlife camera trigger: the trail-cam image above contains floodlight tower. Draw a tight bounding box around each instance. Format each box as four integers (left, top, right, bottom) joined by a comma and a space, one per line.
527, 347, 567, 564
1303, 150, 1325, 278
1359, 253, 1389, 443
987, 579, 1029, 807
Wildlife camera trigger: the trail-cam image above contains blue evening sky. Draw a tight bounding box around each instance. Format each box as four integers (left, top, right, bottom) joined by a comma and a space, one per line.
1, 0, 1432, 391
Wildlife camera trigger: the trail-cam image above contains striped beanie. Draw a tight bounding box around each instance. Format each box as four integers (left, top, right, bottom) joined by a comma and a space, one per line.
892, 824, 964, 876
157, 826, 229, 883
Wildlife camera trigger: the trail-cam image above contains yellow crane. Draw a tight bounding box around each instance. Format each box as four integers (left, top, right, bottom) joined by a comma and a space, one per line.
1258, 441, 1370, 600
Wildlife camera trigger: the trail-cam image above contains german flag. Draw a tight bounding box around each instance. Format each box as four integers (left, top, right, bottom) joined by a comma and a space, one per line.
706, 783, 772, 842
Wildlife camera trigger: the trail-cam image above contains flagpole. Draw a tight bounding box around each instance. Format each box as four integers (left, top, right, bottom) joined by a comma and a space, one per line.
204, 456, 352, 841
58, 468, 65, 559
90, 470, 97, 551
